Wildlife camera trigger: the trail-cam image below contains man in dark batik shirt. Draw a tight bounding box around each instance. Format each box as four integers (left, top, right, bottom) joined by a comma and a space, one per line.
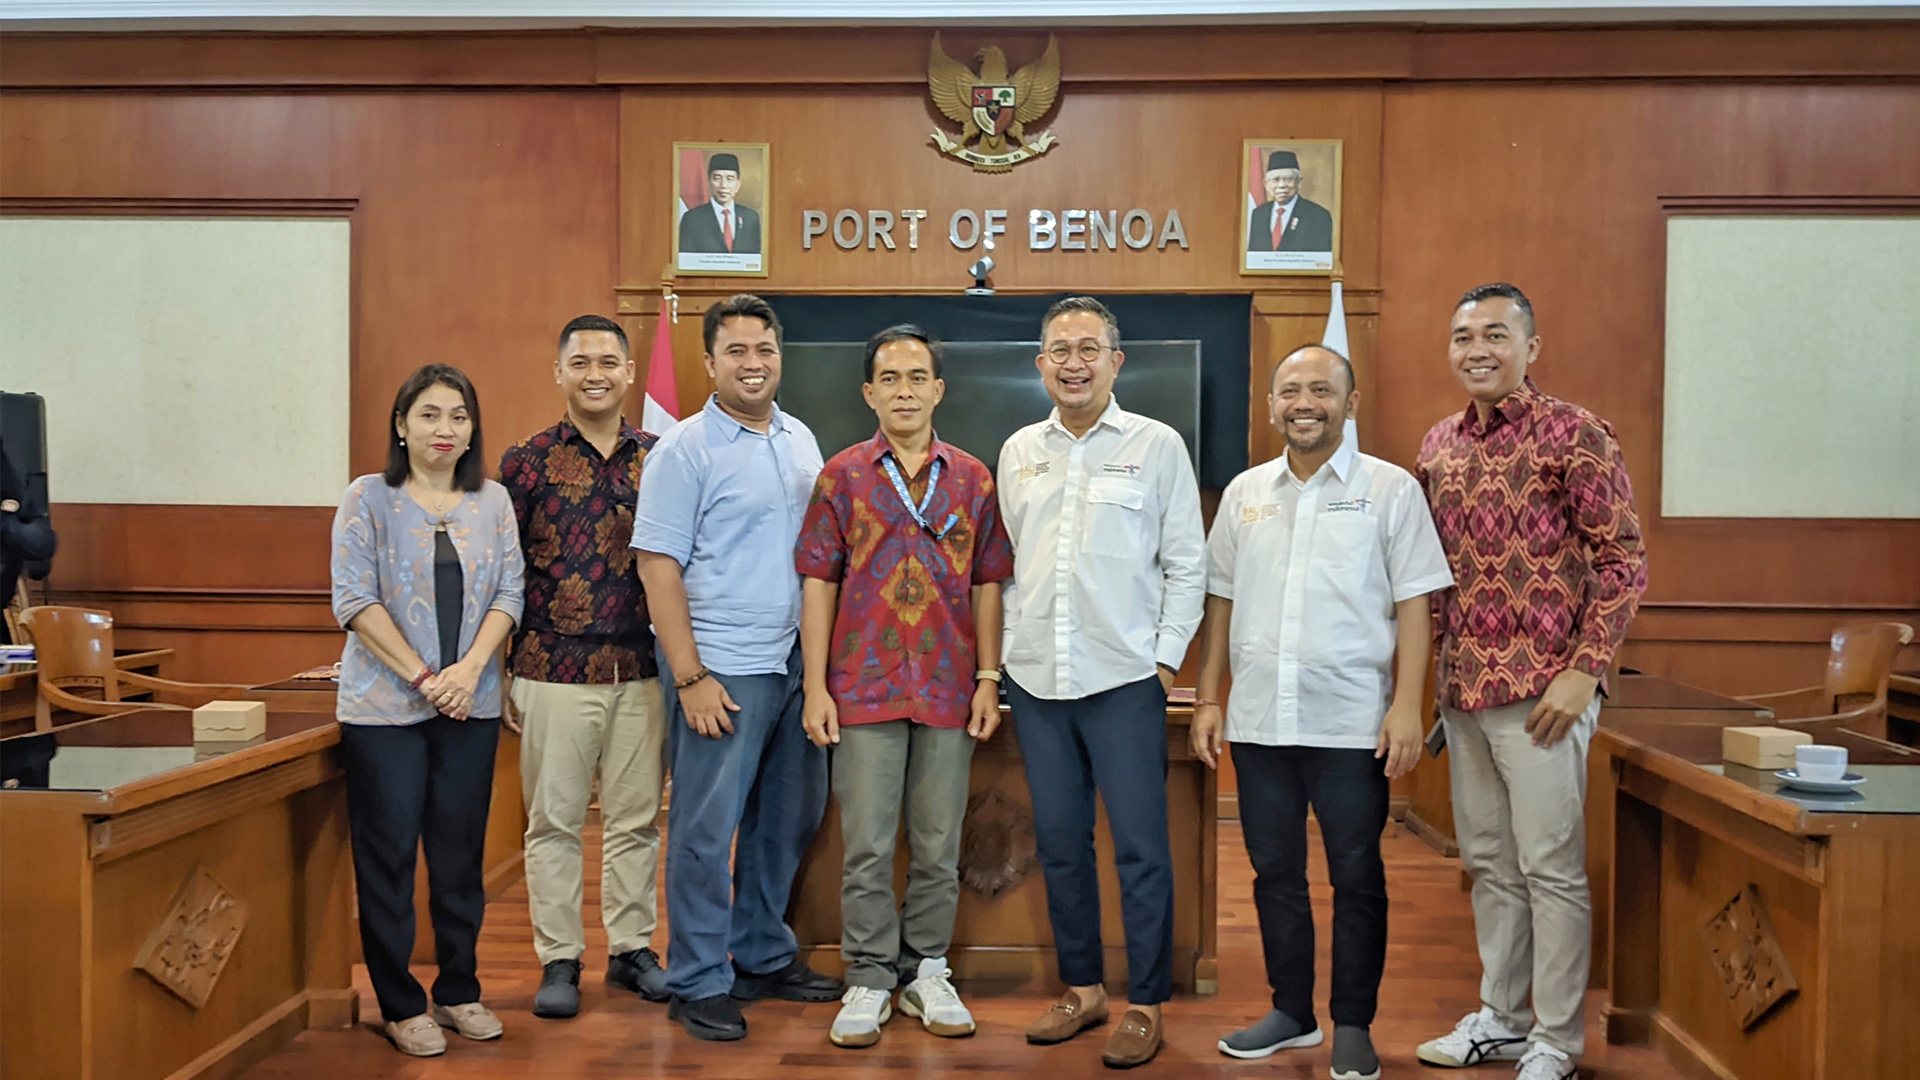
499, 315, 670, 1019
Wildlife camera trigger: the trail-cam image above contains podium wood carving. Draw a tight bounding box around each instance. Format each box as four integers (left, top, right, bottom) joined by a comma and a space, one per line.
134, 867, 249, 1009
1700, 883, 1797, 1030
957, 788, 1039, 901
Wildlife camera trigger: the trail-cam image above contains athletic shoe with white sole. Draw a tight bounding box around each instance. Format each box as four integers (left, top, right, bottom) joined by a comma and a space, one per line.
1415, 1007, 1528, 1067
829, 985, 893, 1049
898, 956, 975, 1037
1515, 1042, 1578, 1080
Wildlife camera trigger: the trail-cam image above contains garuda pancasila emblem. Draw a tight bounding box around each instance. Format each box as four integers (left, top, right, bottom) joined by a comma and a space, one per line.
927, 32, 1061, 173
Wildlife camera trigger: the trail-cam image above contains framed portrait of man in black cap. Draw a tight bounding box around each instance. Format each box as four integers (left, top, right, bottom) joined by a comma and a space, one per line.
1240, 139, 1341, 275
673, 142, 769, 276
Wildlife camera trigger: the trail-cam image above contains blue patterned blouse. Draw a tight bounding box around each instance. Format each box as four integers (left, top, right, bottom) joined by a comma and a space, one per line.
330, 474, 525, 725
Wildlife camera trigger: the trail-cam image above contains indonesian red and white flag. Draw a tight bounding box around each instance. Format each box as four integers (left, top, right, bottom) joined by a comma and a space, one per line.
640, 309, 680, 443
1323, 279, 1359, 450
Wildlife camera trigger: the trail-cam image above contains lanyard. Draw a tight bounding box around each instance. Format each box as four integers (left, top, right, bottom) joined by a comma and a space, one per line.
881, 453, 957, 538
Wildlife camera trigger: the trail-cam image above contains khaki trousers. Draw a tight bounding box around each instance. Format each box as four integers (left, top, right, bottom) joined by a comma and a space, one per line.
512, 677, 667, 964
1441, 691, 1601, 1059
834, 719, 975, 991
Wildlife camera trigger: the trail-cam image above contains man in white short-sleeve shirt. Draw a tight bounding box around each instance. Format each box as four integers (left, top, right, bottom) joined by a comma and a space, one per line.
1193, 344, 1452, 1080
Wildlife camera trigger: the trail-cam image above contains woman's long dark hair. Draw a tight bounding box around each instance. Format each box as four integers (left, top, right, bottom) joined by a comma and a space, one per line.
384, 364, 485, 492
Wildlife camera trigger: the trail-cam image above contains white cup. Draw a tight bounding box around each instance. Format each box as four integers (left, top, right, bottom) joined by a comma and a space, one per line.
1795, 743, 1848, 783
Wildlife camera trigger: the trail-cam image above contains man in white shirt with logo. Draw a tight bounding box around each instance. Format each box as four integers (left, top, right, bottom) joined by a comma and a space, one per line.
1192, 344, 1452, 1080
997, 296, 1206, 1070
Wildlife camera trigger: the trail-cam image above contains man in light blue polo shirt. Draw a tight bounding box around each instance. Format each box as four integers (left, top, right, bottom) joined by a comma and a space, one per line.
633, 293, 840, 1042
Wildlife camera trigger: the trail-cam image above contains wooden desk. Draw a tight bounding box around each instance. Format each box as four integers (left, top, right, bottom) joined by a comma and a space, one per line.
249, 676, 528, 964
1600, 721, 1920, 1080
788, 704, 1218, 994
1889, 670, 1919, 746
1403, 675, 1770, 857
0, 707, 355, 1080
0, 647, 176, 734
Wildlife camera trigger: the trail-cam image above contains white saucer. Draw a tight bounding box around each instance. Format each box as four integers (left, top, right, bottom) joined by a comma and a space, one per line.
1774, 768, 1867, 794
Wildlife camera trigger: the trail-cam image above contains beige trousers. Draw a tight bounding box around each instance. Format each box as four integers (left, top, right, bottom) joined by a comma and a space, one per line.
512, 677, 667, 964
1441, 691, 1601, 1059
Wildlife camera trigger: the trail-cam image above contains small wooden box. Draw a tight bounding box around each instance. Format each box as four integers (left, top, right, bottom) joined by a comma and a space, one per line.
193, 700, 266, 742
1722, 726, 1812, 770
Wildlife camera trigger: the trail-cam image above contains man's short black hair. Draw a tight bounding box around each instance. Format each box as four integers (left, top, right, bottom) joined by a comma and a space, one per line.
703, 293, 783, 355
1271, 342, 1355, 396
558, 314, 628, 355
1456, 282, 1535, 337
1041, 295, 1121, 348
864, 324, 943, 382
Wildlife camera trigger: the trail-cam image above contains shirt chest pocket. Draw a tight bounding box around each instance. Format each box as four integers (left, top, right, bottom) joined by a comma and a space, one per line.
1309, 512, 1379, 593
1084, 478, 1150, 559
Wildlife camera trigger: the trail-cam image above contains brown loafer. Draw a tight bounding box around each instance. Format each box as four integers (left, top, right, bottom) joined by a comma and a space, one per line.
1026, 990, 1110, 1045
1102, 1008, 1163, 1069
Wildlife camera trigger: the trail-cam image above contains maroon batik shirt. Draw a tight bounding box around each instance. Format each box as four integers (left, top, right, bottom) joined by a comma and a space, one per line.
1415, 379, 1648, 712
499, 417, 658, 683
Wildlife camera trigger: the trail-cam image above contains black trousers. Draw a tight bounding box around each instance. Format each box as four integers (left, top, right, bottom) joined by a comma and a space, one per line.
340, 715, 499, 1022
1006, 674, 1175, 1005
1232, 742, 1390, 1030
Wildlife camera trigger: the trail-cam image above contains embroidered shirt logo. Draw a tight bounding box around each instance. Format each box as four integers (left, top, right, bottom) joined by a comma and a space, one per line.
1101, 462, 1142, 477
1242, 503, 1282, 524
1017, 461, 1052, 482
1325, 497, 1373, 513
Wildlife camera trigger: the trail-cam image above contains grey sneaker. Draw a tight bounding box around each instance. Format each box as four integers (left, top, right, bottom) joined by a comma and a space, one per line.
608, 948, 670, 1002
533, 958, 582, 1018
1218, 1009, 1322, 1059
1331, 1025, 1381, 1080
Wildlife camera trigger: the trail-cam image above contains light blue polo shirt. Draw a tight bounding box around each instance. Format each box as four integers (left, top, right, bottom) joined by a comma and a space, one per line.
632, 395, 824, 676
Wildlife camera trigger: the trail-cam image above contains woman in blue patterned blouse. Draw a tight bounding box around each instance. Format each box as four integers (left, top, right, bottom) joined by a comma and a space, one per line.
329, 364, 524, 1057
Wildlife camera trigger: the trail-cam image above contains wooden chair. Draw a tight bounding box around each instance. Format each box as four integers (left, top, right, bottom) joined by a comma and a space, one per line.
13, 605, 252, 730
1737, 621, 1916, 741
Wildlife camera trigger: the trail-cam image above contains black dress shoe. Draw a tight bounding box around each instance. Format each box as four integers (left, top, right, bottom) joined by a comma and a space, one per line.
608, 948, 671, 1002
729, 957, 843, 1003
533, 958, 582, 1019
669, 993, 747, 1041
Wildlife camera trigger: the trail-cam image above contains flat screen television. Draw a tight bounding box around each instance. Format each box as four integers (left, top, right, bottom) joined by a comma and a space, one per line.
775, 339, 1202, 472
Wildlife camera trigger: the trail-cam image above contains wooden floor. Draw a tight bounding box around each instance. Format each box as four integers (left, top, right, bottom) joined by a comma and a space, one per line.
245, 817, 1684, 1079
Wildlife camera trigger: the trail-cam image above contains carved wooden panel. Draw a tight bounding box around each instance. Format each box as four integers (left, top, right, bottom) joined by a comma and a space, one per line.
1700, 883, 1797, 1030
957, 788, 1039, 902
133, 867, 248, 1009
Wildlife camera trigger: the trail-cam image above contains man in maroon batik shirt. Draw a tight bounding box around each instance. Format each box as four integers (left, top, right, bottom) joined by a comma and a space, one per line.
1413, 284, 1647, 1080
793, 324, 1014, 1051
499, 315, 670, 1020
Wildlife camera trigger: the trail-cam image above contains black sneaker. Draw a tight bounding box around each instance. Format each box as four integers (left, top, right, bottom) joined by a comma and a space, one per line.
532, 958, 582, 1019
729, 956, 843, 1002
608, 948, 671, 1002
669, 993, 747, 1041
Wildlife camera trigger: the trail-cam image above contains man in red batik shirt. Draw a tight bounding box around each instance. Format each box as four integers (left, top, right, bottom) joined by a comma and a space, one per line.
793, 324, 1015, 1051
1413, 284, 1647, 1080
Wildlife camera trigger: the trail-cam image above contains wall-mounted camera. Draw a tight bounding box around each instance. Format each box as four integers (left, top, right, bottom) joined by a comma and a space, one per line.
965, 256, 995, 296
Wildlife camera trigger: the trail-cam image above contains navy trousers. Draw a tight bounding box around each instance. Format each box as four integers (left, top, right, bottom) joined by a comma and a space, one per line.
659, 643, 830, 1001
1232, 742, 1390, 1030
1006, 673, 1175, 1005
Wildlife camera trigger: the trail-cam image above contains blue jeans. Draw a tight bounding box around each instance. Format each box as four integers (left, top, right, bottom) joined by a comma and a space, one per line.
659, 643, 829, 1000
1006, 674, 1175, 1005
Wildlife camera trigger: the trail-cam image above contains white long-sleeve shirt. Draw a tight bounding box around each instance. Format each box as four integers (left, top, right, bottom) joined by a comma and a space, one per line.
996, 397, 1207, 700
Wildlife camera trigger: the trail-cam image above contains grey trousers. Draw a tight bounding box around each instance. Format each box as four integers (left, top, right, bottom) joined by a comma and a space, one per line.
834, 719, 975, 991
1441, 691, 1601, 1059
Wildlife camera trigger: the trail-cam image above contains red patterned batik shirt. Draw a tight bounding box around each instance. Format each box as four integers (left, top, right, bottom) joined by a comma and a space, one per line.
794, 432, 1016, 729
1415, 380, 1647, 712
499, 417, 658, 683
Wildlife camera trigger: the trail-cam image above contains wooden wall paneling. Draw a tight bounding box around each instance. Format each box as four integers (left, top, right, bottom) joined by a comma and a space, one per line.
0, 801, 93, 1080
615, 83, 1384, 296
0, 32, 601, 88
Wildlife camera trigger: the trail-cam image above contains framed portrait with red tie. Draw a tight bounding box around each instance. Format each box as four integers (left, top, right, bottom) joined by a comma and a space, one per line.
1239, 139, 1342, 276
672, 142, 770, 277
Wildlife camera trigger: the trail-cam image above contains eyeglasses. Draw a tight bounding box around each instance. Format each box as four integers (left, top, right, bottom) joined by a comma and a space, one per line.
1043, 341, 1113, 365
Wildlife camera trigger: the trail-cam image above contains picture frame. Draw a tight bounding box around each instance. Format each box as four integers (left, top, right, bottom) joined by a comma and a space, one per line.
1239, 138, 1342, 276
672, 141, 770, 277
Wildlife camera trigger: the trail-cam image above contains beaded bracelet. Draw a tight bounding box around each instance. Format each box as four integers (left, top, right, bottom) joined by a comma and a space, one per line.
673, 667, 712, 691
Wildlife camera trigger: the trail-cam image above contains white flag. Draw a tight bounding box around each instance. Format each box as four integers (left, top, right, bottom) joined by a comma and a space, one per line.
1322, 279, 1358, 450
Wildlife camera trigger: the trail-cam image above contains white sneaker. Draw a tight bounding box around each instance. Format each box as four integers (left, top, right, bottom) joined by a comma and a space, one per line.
384, 1013, 447, 1057
898, 956, 975, 1037
430, 1000, 503, 1041
1415, 1007, 1528, 1067
830, 985, 893, 1048
1515, 1042, 1577, 1080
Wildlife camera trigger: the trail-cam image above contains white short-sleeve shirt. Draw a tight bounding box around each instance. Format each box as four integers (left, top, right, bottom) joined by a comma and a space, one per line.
1207, 439, 1453, 748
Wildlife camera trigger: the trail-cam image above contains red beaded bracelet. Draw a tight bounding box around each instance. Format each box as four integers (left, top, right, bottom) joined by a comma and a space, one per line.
409, 666, 436, 691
